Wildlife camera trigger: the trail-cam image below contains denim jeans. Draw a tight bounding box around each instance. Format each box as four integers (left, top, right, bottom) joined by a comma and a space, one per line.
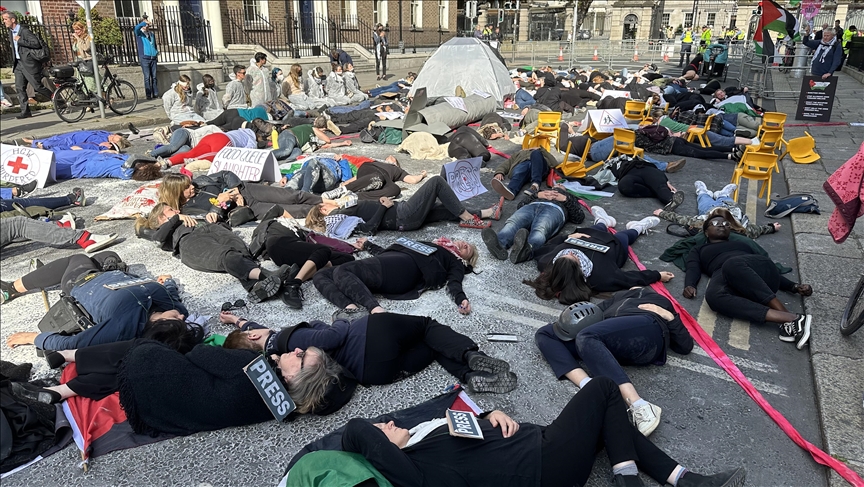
272, 130, 302, 161
496, 203, 565, 252
140, 56, 158, 99
589, 137, 668, 171
663, 84, 688, 95
515, 89, 536, 108
697, 193, 734, 215
706, 131, 735, 147
328, 100, 372, 114
369, 83, 402, 98
718, 118, 736, 136
151, 129, 191, 158
0, 194, 72, 212
507, 150, 547, 194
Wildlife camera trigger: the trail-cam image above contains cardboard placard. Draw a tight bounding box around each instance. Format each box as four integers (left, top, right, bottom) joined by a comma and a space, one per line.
600, 90, 632, 100
243, 355, 296, 421
795, 76, 838, 122
583, 109, 629, 133
440, 157, 486, 201
208, 147, 280, 182
0, 144, 56, 189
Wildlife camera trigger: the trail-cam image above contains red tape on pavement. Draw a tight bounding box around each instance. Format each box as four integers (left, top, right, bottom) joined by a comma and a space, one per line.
487, 146, 511, 159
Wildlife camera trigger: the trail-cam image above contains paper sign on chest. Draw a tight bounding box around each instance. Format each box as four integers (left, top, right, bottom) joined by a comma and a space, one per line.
208, 147, 280, 182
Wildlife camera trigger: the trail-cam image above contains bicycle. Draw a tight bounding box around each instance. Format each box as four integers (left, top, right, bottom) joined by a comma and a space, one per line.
49, 58, 138, 123
840, 274, 864, 336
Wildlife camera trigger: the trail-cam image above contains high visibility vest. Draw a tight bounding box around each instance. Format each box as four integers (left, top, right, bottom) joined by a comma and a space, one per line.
843, 30, 854, 53
737, 31, 746, 40
701, 30, 712, 42
683, 30, 693, 43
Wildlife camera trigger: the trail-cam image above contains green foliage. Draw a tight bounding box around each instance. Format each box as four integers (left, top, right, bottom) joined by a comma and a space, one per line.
74, 8, 123, 46
675, 24, 683, 35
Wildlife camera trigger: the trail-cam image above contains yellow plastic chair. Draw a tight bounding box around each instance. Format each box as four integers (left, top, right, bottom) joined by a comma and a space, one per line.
746, 129, 784, 155
731, 152, 779, 204
559, 138, 602, 179
523, 111, 562, 153
607, 128, 645, 160
757, 112, 787, 136
686, 113, 714, 148
780, 131, 820, 164
585, 122, 613, 140
624, 100, 647, 122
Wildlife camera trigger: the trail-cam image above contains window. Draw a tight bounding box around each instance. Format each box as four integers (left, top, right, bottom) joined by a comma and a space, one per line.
411, 0, 422, 28
706, 12, 716, 27
729, 15, 737, 28
661, 13, 670, 28
376, 0, 389, 26
340, 0, 358, 25
114, 0, 141, 18
439, 0, 448, 29
684, 13, 693, 27
242, 0, 269, 23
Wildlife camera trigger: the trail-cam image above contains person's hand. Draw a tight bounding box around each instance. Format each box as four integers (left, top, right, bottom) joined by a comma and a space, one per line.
179, 214, 197, 227
278, 176, 288, 187
683, 286, 697, 299
568, 232, 589, 240
13, 35, 20, 42
156, 274, 172, 284
6, 332, 37, 348
667, 182, 677, 193
419, 170, 428, 179
493, 173, 504, 181
70, 145, 82, 150
795, 284, 813, 296
653, 208, 663, 216
659, 271, 674, 282
486, 410, 519, 438
99, 149, 119, 154
205, 212, 219, 223
352, 237, 368, 250
379, 196, 394, 208
458, 299, 472, 315
219, 311, 240, 325
638, 303, 675, 321
822, 73, 831, 80
772, 222, 782, 231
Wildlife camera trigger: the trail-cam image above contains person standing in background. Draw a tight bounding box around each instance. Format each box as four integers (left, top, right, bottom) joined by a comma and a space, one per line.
679, 25, 694, 67
3, 10, 52, 119
71, 21, 97, 98
223, 65, 248, 109
134, 15, 159, 100
375, 27, 388, 81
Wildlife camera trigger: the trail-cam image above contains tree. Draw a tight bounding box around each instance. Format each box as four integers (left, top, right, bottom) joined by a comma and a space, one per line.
565, 0, 594, 31
74, 8, 122, 46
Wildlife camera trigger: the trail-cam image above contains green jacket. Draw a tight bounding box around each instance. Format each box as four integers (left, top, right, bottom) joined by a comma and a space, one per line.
493, 148, 559, 178
286, 451, 393, 487
660, 232, 792, 274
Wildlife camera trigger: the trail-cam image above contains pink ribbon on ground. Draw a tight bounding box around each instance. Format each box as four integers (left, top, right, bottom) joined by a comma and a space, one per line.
574, 200, 863, 485
487, 146, 511, 159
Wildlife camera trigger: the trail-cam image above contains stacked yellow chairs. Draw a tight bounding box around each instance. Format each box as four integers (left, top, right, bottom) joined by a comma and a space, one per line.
624, 100, 647, 122
745, 129, 784, 173
731, 152, 779, 204
607, 128, 645, 160
522, 111, 562, 152
756, 111, 789, 154
780, 131, 820, 164
686, 113, 714, 148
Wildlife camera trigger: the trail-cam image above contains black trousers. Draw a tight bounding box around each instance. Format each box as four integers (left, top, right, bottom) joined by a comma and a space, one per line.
448, 127, 491, 162
14, 62, 52, 114
178, 226, 258, 291
313, 253, 421, 310
362, 313, 476, 385
265, 234, 354, 270
393, 176, 465, 231
207, 109, 246, 131
65, 339, 137, 401
21, 251, 121, 294
540, 377, 679, 487
670, 137, 732, 160
347, 163, 401, 200
705, 254, 796, 323
375, 52, 387, 76
240, 184, 322, 218
617, 166, 673, 205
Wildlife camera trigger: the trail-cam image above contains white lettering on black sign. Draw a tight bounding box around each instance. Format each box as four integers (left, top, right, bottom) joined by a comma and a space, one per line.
244, 355, 296, 420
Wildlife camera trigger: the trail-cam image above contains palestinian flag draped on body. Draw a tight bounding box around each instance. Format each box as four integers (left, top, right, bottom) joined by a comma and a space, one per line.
753, 0, 801, 55
715, 95, 760, 117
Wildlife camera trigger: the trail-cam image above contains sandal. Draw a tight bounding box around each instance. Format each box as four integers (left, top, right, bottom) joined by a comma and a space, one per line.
459, 215, 491, 229
491, 196, 504, 220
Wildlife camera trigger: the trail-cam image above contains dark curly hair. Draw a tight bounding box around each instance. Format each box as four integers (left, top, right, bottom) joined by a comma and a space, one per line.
132, 162, 164, 181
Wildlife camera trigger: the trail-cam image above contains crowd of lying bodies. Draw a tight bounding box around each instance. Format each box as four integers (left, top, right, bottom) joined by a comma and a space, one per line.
1, 56, 816, 487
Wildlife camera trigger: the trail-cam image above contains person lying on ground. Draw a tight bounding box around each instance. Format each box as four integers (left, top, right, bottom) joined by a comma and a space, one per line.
341, 376, 745, 487
135, 202, 294, 304
206, 105, 272, 131
313, 235, 479, 318
323, 107, 401, 135
654, 183, 781, 239
560, 128, 686, 174
281, 154, 356, 195
635, 123, 739, 161
524, 210, 674, 305
683, 212, 813, 349
4, 251, 189, 351
23, 131, 131, 152
0, 217, 117, 261
148, 124, 224, 159
305, 175, 501, 237
650, 109, 758, 148
223, 312, 518, 411
609, 155, 683, 208
680, 54, 704, 81
162, 128, 261, 166
536, 288, 693, 436
710, 86, 762, 112
53, 148, 163, 181
448, 126, 491, 163
366, 72, 415, 98
477, 112, 512, 140
270, 123, 353, 163
323, 155, 427, 201
482, 186, 584, 264
1, 186, 84, 214
491, 147, 559, 200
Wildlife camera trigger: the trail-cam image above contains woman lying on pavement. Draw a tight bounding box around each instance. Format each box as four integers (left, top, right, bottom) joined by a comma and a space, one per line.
683, 212, 813, 349
524, 208, 674, 305
649, 109, 759, 148
605, 155, 685, 209
24, 131, 131, 152
135, 203, 293, 304
53, 148, 163, 181
653, 183, 781, 239
558, 128, 686, 174
163, 128, 261, 166
341, 376, 745, 487
305, 175, 501, 237
482, 186, 585, 264
535, 289, 693, 437
313, 235, 479, 318
322, 155, 427, 201
635, 122, 740, 161
148, 124, 224, 159
4, 251, 189, 351
1, 186, 84, 214
222, 311, 518, 412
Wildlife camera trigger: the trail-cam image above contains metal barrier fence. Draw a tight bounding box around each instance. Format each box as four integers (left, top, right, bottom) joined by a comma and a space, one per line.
0, 6, 213, 68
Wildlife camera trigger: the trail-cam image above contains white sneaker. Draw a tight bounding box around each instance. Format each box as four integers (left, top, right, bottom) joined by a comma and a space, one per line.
694, 180, 710, 196
83, 233, 118, 253
714, 183, 737, 200
322, 185, 348, 200
629, 401, 662, 436
0, 99, 12, 107
591, 206, 616, 228
58, 213, 77, 230
626, 216, 661, 235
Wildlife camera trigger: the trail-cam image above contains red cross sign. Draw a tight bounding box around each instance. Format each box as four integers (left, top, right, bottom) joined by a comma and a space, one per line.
6, 156, 28, 174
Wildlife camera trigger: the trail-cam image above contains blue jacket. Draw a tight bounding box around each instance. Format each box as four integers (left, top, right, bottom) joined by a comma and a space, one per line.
332, 49, 354, 67
54, 149, 134, 180
134, 22, 159, 57
0, 188, 13, 199
32, 130, 111, 151
35, 271, 188, 350
802, 38, 843, 76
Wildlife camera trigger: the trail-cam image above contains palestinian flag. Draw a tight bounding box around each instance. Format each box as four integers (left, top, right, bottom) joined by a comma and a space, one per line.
715, 94, 760, 117
753, 28, 777, 58
761, 0, 800, 39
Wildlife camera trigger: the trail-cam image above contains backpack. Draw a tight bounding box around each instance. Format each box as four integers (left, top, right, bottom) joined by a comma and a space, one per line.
378, 127, 403, 145
265, 99, 294, 121
28, 28, 50, 62
359, 125, 384, 143
764, 193, 821, 218
636, 125, 669, 143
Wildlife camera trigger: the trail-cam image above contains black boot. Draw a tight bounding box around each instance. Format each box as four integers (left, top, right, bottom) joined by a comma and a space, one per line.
0, 281, 21, 305
9, 381, 62, 404
677, 468, 746, 487
614, 474, 645, 487
101, 255, 128, 273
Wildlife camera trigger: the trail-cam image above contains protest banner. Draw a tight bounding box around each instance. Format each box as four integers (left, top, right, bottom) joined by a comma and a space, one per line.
440, 157, 486, 201
795, 76, 838, 122
0, 144, 56, 189
208, 147, 280, 182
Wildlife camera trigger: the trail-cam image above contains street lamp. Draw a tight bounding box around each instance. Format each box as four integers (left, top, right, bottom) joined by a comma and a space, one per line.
412, 24, 417, 53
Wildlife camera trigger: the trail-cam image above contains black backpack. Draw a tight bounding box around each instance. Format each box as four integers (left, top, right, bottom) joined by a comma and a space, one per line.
359, 125, 384, 143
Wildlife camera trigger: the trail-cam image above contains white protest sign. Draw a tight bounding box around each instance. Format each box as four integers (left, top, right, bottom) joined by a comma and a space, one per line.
444, 96, 468, 112
586, 109, 629, 133
440, 156, 486, 202
600, 90, 632, 100
208, 147, 280, 182
0, 144, 56, 189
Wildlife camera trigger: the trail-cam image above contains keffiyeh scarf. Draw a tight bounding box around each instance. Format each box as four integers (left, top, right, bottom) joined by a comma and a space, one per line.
324, 214, 364, 239
813, 37, 837, 63
433, 237, 468, 266
552, 248, 593, 278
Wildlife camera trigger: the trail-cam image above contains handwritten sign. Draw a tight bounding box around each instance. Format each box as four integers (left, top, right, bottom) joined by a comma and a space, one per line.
208, 147, 280, 182
795, 76, 837, 122
243, 355, 296, 421
0, 144, 56, 189
440, 156, 486, 201
584, 109, 629, 133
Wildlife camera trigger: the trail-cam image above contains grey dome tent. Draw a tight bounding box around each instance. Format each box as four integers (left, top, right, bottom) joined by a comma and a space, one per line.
409, 37, 514, 105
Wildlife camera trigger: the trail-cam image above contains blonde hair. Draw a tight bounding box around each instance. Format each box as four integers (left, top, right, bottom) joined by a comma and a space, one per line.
135, 202, 170, 233
286, 347, 343, 414
464, 242, 479, 268
158, 173, 193, 210
175, 74, 192, 104
290, 64, 302, 85
305, 205, 327, 233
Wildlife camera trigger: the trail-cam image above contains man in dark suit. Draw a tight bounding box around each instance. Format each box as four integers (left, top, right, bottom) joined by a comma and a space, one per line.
2, 11, 52, 119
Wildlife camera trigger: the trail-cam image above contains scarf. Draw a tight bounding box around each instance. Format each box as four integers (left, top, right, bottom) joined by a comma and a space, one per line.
324, 214, 364, 239
433, 237, 468, 266
813, 37, 837, 63
552, 248, 593, 278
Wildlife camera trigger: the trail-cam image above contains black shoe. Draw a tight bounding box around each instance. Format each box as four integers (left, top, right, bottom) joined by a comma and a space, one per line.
281, 283, 304, 310
14, 180, 38, 196
260, 204, 284, 222
481, 228, 508, 260
247, 274, 283, 303
465, 371, 518, 394
614, 474, 645, 487
332, 307, 369, 323
261, 264, 293, 286
666, 224, 697, 238
16, 111, 32, 119
779, 314, 811, 349
44, 351, 66, 369
228, 207, 257, 227
677, 467, 746, 487
128, 122, 139, 134
69, 187, 86, 207
465, 351, 511, 375
1, 280, 21, 305
509, 228, 533, 264
664, 191, 685, 212
9, 381, 62, 404
100, 255, 127, 273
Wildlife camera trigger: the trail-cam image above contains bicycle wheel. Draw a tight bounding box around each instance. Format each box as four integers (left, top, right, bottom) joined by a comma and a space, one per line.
53, 84, 86, 123
106, 79, 138, 115
840, 275, 864, 336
